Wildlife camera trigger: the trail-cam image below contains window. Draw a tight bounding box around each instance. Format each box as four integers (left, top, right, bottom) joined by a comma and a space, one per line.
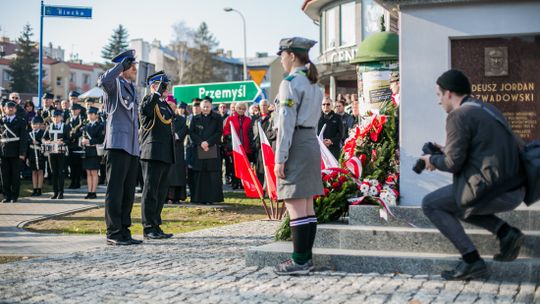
362, 0, 386, 38
56, 77, 62, 86
3, 70, 11, 81
70, 72, 76, 83
325, 6, 337, 50
83, 74, 90, 85
340, 2, 356, 46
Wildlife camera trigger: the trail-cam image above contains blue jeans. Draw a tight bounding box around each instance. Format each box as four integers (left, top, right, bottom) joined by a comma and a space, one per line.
422, 185, 525, 255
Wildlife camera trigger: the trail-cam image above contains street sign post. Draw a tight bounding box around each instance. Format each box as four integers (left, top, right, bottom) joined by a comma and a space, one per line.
38, 1, 92, 108
173, 81, 261, 104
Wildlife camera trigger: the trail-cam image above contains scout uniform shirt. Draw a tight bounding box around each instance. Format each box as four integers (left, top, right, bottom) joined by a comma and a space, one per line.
274, 67, 323, 164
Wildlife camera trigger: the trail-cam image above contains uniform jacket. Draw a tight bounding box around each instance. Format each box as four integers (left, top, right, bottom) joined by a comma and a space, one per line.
43, 123, 71, 145
275, 67, 323, 164
98, 63, 139, 156
0, 115, 28, 158
430, 96, 524, 217
318, 111, 343, 158
223, 113, 253, 155
66, 115, 84, 152
139, 93, 175, 164
27, 129, 45, 159
82, 120, 105, 158
189, 112, 222, 171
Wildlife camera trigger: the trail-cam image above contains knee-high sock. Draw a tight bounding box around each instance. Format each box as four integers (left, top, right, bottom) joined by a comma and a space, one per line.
307, 215, 318, 260
290, 217, 311, 265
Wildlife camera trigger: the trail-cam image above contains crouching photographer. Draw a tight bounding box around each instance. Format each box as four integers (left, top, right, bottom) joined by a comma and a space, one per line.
419, 69, 526, 281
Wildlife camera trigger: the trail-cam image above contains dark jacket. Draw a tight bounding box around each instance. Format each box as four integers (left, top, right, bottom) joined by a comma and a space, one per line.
317, 111, 343, 159
430, 97, 524, 217
139, 93, 175, 164
66, 115, 84, 152
169, 115, 188, 186
0, 116, 28, 158
82, 121, 105, 158
189, 112, 222, 171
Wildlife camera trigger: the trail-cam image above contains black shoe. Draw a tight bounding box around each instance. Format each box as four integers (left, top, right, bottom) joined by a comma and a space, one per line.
106, 238, 131, 246
31, 189, 38, 196
441, 259, 489, 281
84, 193, 90, 199
495, 227, 524, 262
90, 193, 97, 199
50, 193, 58, 199
157, 227, 173, 239
12, 198, 18, 203
57, 192, 64, 199
36, 189, 42, 196
144, 232, 164, 239
128, 237, 143, 245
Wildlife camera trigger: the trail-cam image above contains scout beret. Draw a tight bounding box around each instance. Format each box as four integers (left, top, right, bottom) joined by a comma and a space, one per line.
53, 109, 63, 116
71, 103, 83, 111
146, 70, 169, 86
436, 69, 471, 95
277, 37, 317, 55
112, 49, 137, 64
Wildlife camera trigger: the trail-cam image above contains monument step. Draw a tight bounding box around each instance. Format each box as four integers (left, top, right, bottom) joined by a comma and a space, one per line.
349, 204, 540, 231
245, 242, 540, 282
314, 224, 540, 258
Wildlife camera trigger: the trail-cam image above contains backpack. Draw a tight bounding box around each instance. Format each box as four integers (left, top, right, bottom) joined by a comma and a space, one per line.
467, 101, 540, 206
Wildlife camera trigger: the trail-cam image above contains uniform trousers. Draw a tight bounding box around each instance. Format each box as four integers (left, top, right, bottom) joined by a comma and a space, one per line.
105, 149, 139, 240
1, 157, 22, 200
48, 154, 65, 194
140, 159, 170, 233
422, 184, 525, 255
68, 152, 83, 187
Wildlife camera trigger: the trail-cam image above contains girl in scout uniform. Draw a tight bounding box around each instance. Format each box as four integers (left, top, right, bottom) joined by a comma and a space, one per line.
27, 116, 46, 196
273, 37, 324, 275
81, 107, 105, 199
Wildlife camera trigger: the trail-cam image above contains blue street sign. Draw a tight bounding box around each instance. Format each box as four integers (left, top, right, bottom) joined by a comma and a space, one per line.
44, 5, 92, 18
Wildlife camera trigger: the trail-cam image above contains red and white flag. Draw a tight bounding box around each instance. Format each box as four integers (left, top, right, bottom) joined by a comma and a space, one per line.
257, 121, 277, 200
317, 124, 339, 169
231, 122, 264, 198
345, 156, 363, 179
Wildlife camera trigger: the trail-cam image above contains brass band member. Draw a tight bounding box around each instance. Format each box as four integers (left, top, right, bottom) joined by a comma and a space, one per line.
0, 101, 28, 203
67, 103, 85, 189
27, 116, 46, 196
81, 107, 104, 199
43, 110, 71, 199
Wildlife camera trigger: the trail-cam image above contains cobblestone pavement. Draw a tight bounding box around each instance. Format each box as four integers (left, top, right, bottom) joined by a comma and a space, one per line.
1, 220, 538, 304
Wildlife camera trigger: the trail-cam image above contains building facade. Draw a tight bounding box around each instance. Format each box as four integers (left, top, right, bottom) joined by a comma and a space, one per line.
302, 0, 397, 99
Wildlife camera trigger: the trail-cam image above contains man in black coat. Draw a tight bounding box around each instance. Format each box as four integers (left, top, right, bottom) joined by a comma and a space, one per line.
317, 98, 343, 159
139, 71, 175, 239
189, 100, 223, 204
0, 101, 28, 202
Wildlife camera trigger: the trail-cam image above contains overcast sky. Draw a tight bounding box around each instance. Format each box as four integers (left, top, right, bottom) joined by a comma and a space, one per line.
1, 0, 320, 63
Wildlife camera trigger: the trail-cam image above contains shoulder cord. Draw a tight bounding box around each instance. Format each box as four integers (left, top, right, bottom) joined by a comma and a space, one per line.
104, 78, 135, 117
139, 103, 172, 132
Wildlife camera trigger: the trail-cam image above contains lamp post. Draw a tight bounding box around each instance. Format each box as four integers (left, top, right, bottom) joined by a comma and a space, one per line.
224, 7, 247, 81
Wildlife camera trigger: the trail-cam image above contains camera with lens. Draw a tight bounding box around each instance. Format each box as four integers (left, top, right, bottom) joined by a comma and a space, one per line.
413, 142, 443, 174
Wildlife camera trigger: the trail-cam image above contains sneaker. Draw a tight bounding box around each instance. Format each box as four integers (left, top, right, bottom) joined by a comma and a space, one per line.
274, 259, 311, 276
494, 227, 524, 262
441, 259, 489, 281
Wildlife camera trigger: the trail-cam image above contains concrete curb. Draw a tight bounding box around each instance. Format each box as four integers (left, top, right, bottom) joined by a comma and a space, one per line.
16, 204, 102, 229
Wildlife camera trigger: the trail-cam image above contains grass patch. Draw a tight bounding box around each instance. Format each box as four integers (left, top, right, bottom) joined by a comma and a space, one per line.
0, 256, 33, 264
25, 192, 269, 235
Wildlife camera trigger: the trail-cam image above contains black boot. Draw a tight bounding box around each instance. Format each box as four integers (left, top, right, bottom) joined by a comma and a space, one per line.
36, 189, 42, 196
50, 192, 58, 199
31, 189, 38, 196
90, 192, 97, 199
57, 192, 64, 199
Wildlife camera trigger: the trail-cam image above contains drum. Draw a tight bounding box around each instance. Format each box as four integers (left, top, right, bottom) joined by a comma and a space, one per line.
42, 143, 67, 155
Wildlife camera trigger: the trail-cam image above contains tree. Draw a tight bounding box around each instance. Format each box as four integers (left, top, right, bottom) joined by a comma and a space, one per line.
101, 24, 129, 63
170, 21, 195, 84
8, 24, 38, 93
185, 22, 223, 84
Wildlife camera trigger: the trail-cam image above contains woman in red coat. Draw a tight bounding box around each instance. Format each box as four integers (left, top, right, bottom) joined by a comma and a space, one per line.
223, 102, 253, 189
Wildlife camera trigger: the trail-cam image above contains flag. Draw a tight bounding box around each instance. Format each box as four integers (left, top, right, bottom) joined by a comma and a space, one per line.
230, 122, 264, 198
317, 124, 339, 169
258, 121, 277, 200
345, 156, 363, 179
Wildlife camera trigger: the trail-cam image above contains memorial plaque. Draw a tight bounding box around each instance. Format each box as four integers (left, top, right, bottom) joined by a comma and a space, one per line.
451, 35, 540, 141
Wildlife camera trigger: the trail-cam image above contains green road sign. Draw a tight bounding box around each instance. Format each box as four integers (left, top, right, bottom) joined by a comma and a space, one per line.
172, 81, 261, 104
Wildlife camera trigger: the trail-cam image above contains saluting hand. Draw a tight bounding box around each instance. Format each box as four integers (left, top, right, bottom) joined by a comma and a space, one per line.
275, 163, 285, 179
